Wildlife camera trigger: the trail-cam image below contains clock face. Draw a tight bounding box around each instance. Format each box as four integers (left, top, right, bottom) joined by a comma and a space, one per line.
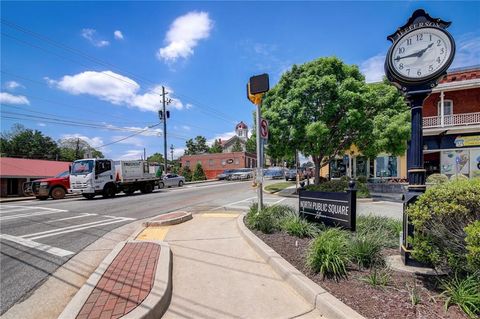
390, 27, 453, 81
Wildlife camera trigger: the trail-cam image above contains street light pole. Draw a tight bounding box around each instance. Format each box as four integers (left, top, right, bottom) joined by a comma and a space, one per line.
256, 104, 263, 211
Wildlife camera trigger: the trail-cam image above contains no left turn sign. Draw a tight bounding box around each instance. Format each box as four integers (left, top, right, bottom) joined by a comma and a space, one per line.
260, 119, 268, 140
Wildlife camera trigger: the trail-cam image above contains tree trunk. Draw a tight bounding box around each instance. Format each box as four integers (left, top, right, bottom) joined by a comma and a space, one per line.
313, 155, 322, 185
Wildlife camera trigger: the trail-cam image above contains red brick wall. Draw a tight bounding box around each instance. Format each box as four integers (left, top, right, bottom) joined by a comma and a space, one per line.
424, 87, 480, 117
180, 152, 257, 179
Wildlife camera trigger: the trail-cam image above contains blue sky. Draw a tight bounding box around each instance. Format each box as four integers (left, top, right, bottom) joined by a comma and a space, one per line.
1, 1, 479, 160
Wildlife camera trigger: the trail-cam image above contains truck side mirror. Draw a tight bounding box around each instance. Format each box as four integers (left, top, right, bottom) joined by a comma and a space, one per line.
69, 165, 71, 173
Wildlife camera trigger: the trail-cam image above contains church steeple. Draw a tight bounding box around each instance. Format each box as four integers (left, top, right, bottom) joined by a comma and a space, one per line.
235, 121, 248, 139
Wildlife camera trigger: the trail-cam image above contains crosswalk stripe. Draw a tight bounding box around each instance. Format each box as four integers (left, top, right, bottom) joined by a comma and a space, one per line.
0, 234, 74, 257
22, 218, 124, 238
0, 210, 67, 221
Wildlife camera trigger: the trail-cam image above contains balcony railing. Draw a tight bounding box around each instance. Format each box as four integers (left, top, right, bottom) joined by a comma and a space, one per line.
423, 112, 480, 128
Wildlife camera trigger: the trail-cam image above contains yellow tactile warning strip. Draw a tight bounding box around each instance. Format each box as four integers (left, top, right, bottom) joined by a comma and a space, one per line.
201, 213, 240, 218
136, 226, 170, 241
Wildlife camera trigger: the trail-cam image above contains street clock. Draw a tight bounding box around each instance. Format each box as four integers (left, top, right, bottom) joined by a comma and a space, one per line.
385, 9, 455, 91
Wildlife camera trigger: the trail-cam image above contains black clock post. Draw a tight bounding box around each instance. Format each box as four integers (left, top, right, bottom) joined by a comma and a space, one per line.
384, 9, 455, 266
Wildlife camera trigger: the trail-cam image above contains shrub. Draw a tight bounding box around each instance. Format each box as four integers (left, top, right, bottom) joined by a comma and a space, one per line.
356, 175, 368, 184
356, 214, 402, 248
426, 173, 449, 185
450, 174, 469, 181
465, 221, 480, 272
306, 179, 370, 198
281, 216, 319, 238
306, 228, 350, 280
192, 162, 206, 181
245, 204, 295, 234
349, 234, 384, 268
181, 166, 192, 182
441, 272, 480, 318
406, 179, 480, 272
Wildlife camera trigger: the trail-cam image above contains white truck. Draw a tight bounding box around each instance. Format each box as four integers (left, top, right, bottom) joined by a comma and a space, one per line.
69, 158, 160, 199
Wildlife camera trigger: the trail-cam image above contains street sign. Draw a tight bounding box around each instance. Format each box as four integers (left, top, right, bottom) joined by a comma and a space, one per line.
260, 118, 268, 140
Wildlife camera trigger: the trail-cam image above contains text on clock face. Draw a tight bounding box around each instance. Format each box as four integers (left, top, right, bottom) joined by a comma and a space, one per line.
391, 28, 451, 79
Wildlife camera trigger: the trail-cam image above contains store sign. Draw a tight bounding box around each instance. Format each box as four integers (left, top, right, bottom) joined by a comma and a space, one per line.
226, 159, 234, 164
454, 135, 480, 147
299, 187, 357, 231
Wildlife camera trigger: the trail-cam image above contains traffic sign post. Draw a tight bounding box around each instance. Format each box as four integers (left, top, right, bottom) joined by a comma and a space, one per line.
247, 74, 270, 212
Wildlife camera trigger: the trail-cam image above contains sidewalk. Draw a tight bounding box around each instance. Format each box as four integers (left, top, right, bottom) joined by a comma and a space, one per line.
162, 212, 322, 319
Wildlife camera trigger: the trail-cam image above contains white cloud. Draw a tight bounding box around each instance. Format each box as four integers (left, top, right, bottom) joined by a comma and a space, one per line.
111, 135, 144, 147
185, 103, 193, 109
114, 30, 124, 40
4, 81, 24, 90
37, 122, 46, 127
61, 134, 104, 148
360, 54, 386, 83
120, 126, 163, 137
172, 147, 186, 159
81, 28, 110, 47
181, 125, 191, 131
119, 150, 144, 160
207, 130, 236, 146
0, 92, 30, 105
157, 11, 213, 63
48, 70, 184, 112
451, 34, 480, 68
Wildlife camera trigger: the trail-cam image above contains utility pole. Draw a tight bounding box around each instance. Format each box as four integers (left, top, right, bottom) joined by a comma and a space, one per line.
255, 104, 263, 211
170, 144, 174, 162
159, 86, 171, 175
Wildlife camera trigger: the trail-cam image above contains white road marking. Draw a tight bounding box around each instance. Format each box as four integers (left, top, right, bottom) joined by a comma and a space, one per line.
28, 219, 133, 240
0, 206, 38, 214
0, 234, 74, 257
212, 196, 286, 211
0, 209, 68, 221
45, 213, 97, 222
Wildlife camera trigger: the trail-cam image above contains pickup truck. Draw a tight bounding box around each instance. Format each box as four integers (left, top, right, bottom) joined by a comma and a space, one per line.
24, 170, 70, 200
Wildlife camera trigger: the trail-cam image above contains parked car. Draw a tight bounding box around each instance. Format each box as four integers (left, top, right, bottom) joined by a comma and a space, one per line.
285, 168, 305, 181
158, 173, 185, 188
24, 170, 70, 200
229, 168, 253, 181
265, 167, 285, 179
217, 169, 235, 180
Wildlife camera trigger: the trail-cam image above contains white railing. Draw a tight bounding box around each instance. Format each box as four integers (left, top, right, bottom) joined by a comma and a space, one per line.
423, 112, 480, 128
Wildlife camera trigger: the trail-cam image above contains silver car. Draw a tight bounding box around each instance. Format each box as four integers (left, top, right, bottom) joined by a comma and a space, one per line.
159, 174, 185, 188
229, 168, 253, 181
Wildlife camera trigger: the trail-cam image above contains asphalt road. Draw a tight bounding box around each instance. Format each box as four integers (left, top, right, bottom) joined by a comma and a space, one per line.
0, 179, 288, 315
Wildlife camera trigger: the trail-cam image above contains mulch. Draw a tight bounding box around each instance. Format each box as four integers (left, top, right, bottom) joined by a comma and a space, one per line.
253, 230, 468, 319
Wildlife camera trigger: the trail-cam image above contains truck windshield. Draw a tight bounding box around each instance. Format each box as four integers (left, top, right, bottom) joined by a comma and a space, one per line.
71, 160, 94, 175
55, 170, 69, 178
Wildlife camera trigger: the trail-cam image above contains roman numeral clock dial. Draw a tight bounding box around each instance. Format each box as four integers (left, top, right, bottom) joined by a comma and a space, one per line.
388, 27, 454, 83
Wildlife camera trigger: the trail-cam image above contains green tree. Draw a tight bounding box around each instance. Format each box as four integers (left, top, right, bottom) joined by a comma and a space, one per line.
147, 152, 165, 164
1, 124, 60, 159
58, 138, 104, 161
246, 134, 256, 153
231, 138, 243, 152
209, 139, 223, 153
192, 162, 206, 181
181, 165, 193, 182
185, 136, 209, 155
262, 57, 409, 184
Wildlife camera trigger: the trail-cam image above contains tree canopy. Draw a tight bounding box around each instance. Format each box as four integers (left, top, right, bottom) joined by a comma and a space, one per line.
209, 139, 223, 153
147, 152, 165, 164
58, 138, 104, 161
185, 136, 209, 155
231, 138, 243, 152
1, 124, 60, 159
261, 57, 409, 184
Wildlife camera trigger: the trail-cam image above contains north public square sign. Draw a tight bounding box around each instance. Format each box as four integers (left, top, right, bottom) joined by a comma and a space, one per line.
299, 184, 357, 231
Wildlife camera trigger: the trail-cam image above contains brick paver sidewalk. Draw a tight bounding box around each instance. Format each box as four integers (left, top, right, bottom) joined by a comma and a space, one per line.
76, 242, 160, 319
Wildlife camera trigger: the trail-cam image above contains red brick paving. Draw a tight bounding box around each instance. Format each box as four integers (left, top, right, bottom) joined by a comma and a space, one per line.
76, 242, 161, 319
151, 211, 186, 221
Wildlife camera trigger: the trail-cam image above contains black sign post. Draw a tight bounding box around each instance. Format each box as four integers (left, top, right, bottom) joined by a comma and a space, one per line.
384, 9, 455, 266
299, 181, 357, 231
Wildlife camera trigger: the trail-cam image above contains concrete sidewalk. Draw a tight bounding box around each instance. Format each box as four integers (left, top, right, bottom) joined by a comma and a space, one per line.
162, 212, 322, 319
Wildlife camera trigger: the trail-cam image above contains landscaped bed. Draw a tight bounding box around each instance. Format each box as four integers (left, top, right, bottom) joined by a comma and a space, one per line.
245, 179, 480, 319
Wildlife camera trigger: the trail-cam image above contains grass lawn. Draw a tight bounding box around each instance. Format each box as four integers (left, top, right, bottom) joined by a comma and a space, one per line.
264, 181, 295, 193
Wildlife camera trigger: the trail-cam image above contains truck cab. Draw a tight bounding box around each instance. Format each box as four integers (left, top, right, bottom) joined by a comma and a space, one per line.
69, 159, 116, 199
28, 170, 70, 200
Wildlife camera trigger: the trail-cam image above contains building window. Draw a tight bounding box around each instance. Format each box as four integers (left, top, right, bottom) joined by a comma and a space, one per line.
221, 159, 226, 166
437, 100, 453, 116
330, 158, 347, 178
354, 156, 368, 178
185, 160, 190, 167
234, 158, 239, 165
209, 159, 214, 166
375, 156, 398, 178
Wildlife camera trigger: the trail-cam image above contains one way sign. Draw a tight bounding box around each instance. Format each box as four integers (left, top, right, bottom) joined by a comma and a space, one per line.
260, 118, 268, 140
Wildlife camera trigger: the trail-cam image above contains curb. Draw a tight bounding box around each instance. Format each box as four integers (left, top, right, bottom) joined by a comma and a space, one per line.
58, 240, 172, 319
142, 211, 192, 227
236, 214, 364, 319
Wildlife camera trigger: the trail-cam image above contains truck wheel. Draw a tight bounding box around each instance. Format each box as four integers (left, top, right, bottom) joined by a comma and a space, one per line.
158, 182, 165, 189
83, 194, 95, 199
103, 184, 116, 198
50, 187, 66, 200
36, 196, 48, 200
141, 183, 153, 194
178, 180, 184, 187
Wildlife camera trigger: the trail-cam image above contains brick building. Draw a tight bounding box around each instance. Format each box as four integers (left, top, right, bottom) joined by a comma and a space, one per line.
0, 157, 71, 197
180, 151, 257, 179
